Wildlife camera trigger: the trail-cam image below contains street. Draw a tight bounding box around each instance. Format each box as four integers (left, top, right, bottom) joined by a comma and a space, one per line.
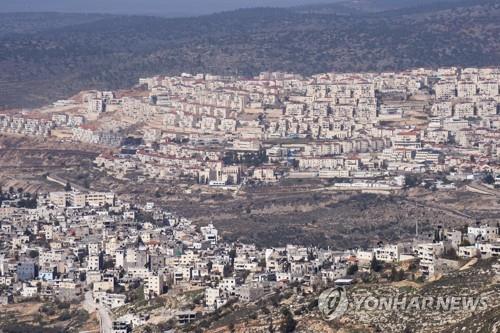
83, 291, 113, 333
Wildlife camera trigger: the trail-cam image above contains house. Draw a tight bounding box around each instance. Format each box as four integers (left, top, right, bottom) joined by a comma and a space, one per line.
468, 225, 499, 242
414, 243, 445, 276
144, 272, 165, 299
458, 246, 479, 258
476, 242, 500, 258
374, 244, 403, 262
97, 292, 126, 309
112, 321, 132, 333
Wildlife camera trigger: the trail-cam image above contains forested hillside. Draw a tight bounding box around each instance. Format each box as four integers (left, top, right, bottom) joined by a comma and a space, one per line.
0, 0, 498, 108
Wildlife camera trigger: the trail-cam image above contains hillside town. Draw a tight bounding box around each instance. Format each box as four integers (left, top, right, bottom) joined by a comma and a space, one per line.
1, 0, 500, 331
1, 66, 500, 332
1, 67, 499, 191
0, 187, 499, 332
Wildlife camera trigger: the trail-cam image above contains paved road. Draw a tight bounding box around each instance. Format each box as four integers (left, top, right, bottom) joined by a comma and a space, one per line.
46, 174, 88, 191
401, 197, 473, 219
83, 291, 113, 333
466, 183, 499, 196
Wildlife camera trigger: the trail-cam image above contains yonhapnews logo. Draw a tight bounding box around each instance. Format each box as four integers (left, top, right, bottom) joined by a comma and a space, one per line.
318, 286, 349, 320
318, 287, 488, 321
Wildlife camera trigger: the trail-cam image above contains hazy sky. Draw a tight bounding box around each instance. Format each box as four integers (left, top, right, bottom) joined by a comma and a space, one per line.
0, 0, 343, 16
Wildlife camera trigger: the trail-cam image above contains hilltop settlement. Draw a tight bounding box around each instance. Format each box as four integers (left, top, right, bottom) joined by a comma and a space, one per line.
1, 66, 500, 332
1, 67, 500, 190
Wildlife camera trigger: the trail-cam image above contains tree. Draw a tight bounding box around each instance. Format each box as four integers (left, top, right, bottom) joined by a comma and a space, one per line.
390, 267, 405, 281
390, 267, 398, 281
370, 256, 382, 272
258, 258, 266, 268
347, 264, 358, 275
40, 304, 56, 315
460, 239, 471, 246
397, 269, 405, 281
280, 307, 296, 333
28, 250, 39, 258
483, 173, 495, 185
228, 249, 237, 260
58, 310, 72, 321
441, 177, 452, 185
102, 259, 115, 270
57, 301, 71, 309
442, 248, 458, 260
433, 229, 441, 242
65, 182, 72, 192
404, 174, 419, 187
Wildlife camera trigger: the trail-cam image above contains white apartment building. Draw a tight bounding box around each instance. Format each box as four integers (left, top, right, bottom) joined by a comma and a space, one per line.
87, 254, 102, 271
457, 81, 477, 98
205, 287, 221, 309
468, 225, 499, 242
88, 98, 104, 113
97, 293, 126, 309
435, 81, 456, 100
458, 245, 479, 258
144, 273, 164, 299
86, 192, 115, 207
200, 224, 218, 244
475, 242, 500, 258
49, 191, 115, 208
374, 244, 403, 262
415, 243, 445, 276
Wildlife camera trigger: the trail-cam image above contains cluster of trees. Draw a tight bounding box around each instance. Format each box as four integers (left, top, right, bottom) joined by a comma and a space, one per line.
371, 256, 384, 272
404, 174, 421, 188
483, 172, 496, 185
223, 151, 267, 166
39, 300, 71, 316
279, 307, 297, 333
0, 187, 37, 208
389, 267, 406, 282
